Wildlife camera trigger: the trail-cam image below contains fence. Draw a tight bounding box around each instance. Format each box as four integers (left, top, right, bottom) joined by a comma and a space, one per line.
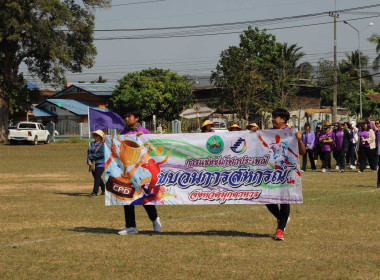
56, 120, 79, 135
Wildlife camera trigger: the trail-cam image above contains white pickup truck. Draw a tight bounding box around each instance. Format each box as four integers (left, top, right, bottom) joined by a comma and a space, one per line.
8, 122, 50, 145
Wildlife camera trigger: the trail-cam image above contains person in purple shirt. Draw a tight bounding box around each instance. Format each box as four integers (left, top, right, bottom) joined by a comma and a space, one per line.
266, 108, 306, 241
319, 125, 335, 172
333, 122, 350, 172
301, 123, 316, 172
358, 121, 376, 173
364, 113, 377, 131
117, 110, 162, 235
376, 120, 380, 187
375, 120, 380, 167
313, 125, 322, 169
87, 130, 106, 196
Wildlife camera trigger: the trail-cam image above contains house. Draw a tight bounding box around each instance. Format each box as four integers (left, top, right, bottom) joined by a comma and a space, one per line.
51, 83, 116, 107
16, 83, 117, 135
36, 98, 108, 135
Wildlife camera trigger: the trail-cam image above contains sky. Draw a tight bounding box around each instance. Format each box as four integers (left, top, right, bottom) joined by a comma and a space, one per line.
23, 0, 380, 88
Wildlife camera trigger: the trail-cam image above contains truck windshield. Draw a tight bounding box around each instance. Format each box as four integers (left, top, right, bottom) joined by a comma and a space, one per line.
19, 123, 37, 129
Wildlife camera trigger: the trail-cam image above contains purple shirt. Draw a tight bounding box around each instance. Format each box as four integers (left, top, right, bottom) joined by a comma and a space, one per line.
368, 120, 374, 129
302, 131, 315, 150
121, 124, 151, 135
359, 131, 370, 148
319, 132, 335, 152
334, 129, 345, 151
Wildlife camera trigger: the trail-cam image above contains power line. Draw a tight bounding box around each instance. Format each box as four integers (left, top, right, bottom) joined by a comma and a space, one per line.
92, 3, 380, 32
93, 15, 380, 40
101, 0, 166, 7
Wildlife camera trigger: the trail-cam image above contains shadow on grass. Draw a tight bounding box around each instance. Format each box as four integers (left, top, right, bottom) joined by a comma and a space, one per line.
55, 192, 91, 197
65, 227, 119, 234
66, 227, 271, 238
356, 185, 377, 188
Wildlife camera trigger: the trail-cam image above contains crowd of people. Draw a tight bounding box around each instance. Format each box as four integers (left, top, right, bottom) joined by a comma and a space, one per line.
300, 115, 380, 180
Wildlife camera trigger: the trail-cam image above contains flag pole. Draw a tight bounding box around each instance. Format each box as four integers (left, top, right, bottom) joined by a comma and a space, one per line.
88, 106, 91, 148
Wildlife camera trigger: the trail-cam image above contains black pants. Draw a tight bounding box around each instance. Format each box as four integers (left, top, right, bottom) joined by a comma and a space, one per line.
359, 146, 376, 171
302, 149, 316, 171
266, 204, 290, 231
377, 155, 380, 186
91, 166, 105, 194
346, 142, 355, 165
337, 149, 346, 170
321, 151, 332, 169
333, 150, 339, 167
124, 205, 158, 228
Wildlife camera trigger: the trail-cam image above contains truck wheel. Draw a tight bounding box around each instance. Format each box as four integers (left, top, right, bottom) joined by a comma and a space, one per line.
33, 136, 38, 145
44, 136, 50, 144
10, 140, 16, 145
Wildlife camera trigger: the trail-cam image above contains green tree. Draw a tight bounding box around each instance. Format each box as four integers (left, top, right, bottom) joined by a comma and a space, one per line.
0, 0, 110, 142
316, 56, 374, 117
344, 90, 380, 117
340, 51, 371, 82
8, 74, 41, 116
91, 76, 108, 83
368, 33, 380, 70
298, 61, 314, 80
211, 27, 307, 119
211, 27, 282, 119
273, 42, 305, 107
110, 68, 193, 120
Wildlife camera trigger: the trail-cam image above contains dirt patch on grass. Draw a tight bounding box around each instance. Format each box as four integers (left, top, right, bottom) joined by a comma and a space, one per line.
0, 173, 77, 180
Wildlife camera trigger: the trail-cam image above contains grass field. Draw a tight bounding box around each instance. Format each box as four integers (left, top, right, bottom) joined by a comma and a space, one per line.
0, 142, 379, 280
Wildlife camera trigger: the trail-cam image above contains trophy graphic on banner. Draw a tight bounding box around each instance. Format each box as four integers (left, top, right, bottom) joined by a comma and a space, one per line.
106, 136, 152, 199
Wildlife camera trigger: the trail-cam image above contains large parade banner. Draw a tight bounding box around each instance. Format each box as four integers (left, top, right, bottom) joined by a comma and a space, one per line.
104, 130, 303, 205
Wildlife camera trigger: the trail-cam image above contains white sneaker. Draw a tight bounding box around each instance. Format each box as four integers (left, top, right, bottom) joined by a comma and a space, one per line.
153, 217, 161, 232
300, 169, 304, 173
366, 165, 370, 169
118, 227, 138, 235
335, 166, 340, 170
350, 165, 356, 170
321, 168, 326, 173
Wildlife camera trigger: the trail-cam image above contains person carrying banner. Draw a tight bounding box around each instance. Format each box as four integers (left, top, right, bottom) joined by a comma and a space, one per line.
87, 130, 106, 197
117, 109, 162, 235
266, 108, 306, 241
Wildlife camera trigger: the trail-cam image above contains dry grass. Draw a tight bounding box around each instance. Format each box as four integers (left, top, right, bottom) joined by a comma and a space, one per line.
0, 143, 379, 280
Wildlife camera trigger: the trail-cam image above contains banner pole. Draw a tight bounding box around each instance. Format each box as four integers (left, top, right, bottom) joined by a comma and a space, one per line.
88, 106, 91, 148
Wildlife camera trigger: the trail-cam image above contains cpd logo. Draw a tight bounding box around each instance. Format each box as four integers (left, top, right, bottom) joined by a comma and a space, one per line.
230, 137, 246, 154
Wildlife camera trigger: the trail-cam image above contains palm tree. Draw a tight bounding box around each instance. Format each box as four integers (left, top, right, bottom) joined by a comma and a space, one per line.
340, 50, 370, 81
368, 33, 380, 70
274, 43, 305, 107
282, 43, 305, 69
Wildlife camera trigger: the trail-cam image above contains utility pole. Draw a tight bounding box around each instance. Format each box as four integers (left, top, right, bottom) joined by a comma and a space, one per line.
329, 3, 339, 123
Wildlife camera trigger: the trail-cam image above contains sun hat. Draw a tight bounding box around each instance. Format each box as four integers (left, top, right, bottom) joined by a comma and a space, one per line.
201, 120, 215, 128
228, 124, 242, 131
91, 129, 105, 138
246, 122, 258, 129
